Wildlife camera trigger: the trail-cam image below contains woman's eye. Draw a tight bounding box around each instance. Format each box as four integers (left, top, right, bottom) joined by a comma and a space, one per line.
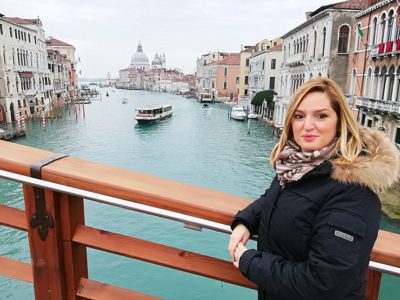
294, 114, 303, 119
317, 114, 328, 119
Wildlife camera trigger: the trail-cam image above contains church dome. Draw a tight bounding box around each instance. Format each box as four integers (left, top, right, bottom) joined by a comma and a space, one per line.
130, 42, 149, 70
151, 53, 162, 67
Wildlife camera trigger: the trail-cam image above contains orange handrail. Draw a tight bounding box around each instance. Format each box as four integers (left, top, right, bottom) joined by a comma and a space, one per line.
0, 140, 399, 300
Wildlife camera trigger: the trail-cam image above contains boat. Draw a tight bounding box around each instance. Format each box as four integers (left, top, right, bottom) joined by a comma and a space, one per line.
197, 93, 213, 103
202, 103, 209, 109
247, 112, 259, 120
106, 92, 109, 97
135, 104, 173, 125
122, 98, 128, 104
230, 105, 247, 121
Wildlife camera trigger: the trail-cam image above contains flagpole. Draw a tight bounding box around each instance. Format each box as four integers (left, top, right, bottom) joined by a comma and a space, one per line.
360, 14, 372, 98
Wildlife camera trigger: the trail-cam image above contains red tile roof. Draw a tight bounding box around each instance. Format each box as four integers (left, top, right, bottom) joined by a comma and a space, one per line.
217, 54, 240, 65
46, 37, 73, 47
310, 0, 368, 17
4, 17, 40, 25
268, 43, 283, 52
332, 0, 369, 10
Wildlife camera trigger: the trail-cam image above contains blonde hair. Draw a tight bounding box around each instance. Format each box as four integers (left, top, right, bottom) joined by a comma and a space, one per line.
271, 77, 363, 167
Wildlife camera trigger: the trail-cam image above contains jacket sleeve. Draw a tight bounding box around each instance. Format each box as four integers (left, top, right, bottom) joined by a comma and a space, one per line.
231, 187, 269, 235
238, 185, 381, 300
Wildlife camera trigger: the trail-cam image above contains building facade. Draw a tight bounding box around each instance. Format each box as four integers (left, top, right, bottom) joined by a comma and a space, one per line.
350, 0, 400, 147
275, 0, 369, 128
0, 15, 49, 123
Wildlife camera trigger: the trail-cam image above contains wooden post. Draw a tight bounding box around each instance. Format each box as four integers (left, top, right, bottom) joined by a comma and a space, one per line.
59, 194, 88, 300
23, 184, 67, 299
365, 269, 382, 300
23, 186, 88, 300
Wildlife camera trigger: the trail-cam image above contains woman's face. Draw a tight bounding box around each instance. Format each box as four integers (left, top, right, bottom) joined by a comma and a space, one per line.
291, 91, 338, 152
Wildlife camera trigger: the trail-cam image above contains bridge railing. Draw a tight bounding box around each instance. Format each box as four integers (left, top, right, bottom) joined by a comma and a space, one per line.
0, 141, 399, 299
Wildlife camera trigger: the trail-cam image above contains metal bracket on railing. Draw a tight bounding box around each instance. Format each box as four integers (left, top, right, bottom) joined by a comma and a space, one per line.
183, 222, 203, 232
29, 154, 68, 241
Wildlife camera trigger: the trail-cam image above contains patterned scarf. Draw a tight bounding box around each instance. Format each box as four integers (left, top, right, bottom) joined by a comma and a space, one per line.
275, 139, 337, 186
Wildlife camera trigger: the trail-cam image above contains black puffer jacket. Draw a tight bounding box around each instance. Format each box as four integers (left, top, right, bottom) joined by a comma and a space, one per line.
233, 128, 399, 300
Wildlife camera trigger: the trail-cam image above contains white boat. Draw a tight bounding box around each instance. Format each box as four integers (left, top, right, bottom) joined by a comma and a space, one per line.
247, 112, 259, 120
198, 93, 213, 103
135, 104, 173, 125
230, 105, 247, 121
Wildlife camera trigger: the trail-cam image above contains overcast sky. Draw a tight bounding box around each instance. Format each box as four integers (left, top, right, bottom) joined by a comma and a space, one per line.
2, 0, 332, 78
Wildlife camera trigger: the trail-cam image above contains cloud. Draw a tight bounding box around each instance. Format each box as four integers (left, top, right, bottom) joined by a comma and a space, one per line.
2, 0, 330, 78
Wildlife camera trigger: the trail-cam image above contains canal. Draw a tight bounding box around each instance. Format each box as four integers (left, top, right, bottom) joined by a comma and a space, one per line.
1, 88, 399, 299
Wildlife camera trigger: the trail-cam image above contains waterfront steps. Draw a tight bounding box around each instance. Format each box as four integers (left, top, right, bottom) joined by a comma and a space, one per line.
0, 141, 399, 299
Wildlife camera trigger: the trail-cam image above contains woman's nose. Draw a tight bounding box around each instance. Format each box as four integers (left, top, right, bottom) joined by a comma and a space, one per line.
304, 116, 315, 129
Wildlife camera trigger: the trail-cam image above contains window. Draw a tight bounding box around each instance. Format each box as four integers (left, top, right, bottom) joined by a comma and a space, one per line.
338, 25, 349, 53
372, 17, 378, 45
245, 58, 249, 66
269, 77, 275, 90
34, 36, 36, 44
244, 89, 248, 95
0, 24, 3, 35
9, 27, 12, 37
313, 31, 317, 57
245, 76, 248, 85
387, 10, 394, 41
224, 67, 227, 76
271, 59, 276, 69
361, 113, 366, 125
28, 33, 30, 42
367, 119, 372, 128
322, 27, 326, 56
395, 127, 400, 145
223, 81, 227, 90
380, 13, 386, 43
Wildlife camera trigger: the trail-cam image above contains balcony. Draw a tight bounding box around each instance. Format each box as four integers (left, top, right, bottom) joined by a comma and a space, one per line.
371, 45, 379, 57
285, 53, 306, 66
355, 97, 400, 115
378, 43, 385, 55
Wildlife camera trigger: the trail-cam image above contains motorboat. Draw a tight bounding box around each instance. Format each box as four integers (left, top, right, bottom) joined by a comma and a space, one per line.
247, 112, 259, 120
135, 104, 173, 125
202, 103, 209, 109
230, 105, 246, 121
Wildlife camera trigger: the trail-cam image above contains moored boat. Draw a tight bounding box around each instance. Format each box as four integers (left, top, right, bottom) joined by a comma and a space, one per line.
230, 105, 247, 120
135, 104, 173, 124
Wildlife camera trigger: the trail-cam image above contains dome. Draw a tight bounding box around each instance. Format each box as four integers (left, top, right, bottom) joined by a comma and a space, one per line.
151, 54, 162, 67
130, 42, 149, 70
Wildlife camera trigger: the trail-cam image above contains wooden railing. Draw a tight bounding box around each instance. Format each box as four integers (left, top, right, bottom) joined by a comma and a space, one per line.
0, 141, 399, 299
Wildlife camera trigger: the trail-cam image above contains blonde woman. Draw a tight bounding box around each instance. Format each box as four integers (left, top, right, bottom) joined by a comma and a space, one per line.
228, 78, 399, 300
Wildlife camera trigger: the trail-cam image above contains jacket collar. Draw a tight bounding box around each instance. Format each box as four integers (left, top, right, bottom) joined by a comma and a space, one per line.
331, 128, 400, 193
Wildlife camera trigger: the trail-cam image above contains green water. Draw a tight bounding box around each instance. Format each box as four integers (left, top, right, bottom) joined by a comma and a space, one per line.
0, 88, 399, 299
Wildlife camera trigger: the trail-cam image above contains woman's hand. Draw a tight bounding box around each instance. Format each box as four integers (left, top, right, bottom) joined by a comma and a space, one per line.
228, 224, 250, 262
233, 242, 248, 268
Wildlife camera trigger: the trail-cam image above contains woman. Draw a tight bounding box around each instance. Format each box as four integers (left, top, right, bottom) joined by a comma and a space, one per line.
228, 78, 399, 300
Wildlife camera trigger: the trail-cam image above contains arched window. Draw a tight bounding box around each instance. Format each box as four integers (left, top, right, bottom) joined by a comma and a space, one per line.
350, 69, 356, 95
380, 66, 387, 99
387, 66, 395, 100
380, 13, 386, 43
322, 27, 327, 56
364, 67, 372, 97
6, 77, 10, 94
16, 76, 19, 93
306, 34, 309, 54
313, 31, 317, 57
387, 10, 394, 41
2, 46, 6, 64
338, 25, 350, 53
371, 17, 378, 45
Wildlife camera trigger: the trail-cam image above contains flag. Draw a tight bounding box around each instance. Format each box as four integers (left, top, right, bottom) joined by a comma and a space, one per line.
357, 24, 364, 38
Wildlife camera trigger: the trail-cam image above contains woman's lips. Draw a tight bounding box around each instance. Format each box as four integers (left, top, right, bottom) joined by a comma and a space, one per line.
302, 135, 317, 142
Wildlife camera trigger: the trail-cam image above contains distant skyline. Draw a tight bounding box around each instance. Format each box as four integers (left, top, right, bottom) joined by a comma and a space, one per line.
3, 0, 334, 78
